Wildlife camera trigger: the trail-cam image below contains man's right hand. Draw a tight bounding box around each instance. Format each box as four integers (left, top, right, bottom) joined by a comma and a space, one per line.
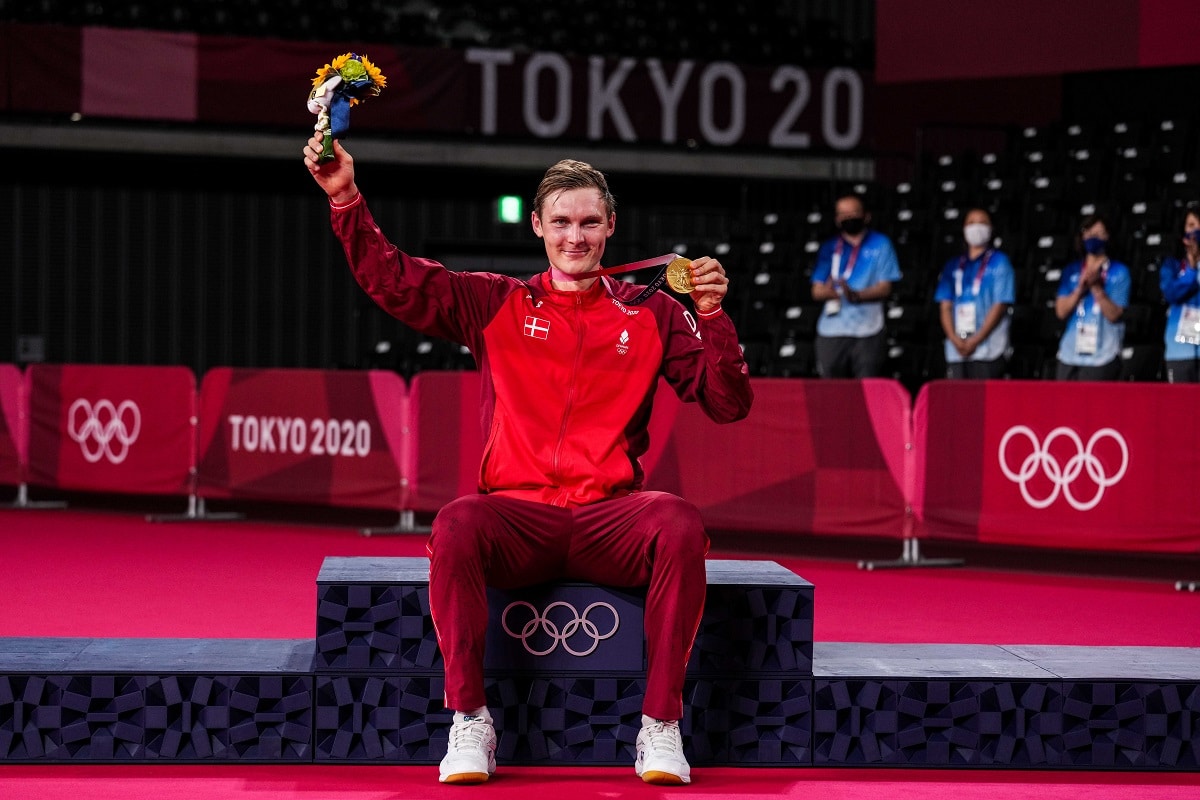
304, 131, 359, 205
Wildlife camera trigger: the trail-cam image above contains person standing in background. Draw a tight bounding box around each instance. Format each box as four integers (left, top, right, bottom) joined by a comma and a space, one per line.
1054, 213, 1131, 381
933, 208, 1015, 379
809, 194, 902, 378
1159, 202, 1200, 383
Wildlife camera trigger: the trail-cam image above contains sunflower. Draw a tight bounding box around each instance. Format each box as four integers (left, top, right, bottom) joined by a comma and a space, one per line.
311, 55, 346, 88
312, 52, 387, 106
358, 55, 387, 93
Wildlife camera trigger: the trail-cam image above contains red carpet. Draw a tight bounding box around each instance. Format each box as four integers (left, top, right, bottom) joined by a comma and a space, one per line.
1, 506, 1198, 798
2, 764, 1199, 800
1, 509, 1193, 646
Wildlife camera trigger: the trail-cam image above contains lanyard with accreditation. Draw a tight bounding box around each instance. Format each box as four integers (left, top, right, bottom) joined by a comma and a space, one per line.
824, 237, 862, 316
952, 249, 993, 338
953, 250, 993, 298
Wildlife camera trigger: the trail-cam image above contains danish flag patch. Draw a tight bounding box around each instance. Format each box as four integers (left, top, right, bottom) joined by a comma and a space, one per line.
523, 315, 550, 340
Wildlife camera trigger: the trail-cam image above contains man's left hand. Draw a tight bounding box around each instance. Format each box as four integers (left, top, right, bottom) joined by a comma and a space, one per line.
689, 256, 728, 314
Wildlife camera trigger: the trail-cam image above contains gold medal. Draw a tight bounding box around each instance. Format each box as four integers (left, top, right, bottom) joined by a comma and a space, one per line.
665, 257, 694, 294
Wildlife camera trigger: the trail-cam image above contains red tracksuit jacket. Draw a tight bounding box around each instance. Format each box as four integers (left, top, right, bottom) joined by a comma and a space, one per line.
331, 194, 753, 507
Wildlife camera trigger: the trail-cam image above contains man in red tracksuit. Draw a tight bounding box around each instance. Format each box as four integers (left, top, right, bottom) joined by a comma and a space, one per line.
305, 131, 753, 786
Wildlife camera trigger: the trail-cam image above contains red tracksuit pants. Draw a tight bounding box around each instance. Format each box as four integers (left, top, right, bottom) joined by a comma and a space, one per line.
426, 490, 710, 722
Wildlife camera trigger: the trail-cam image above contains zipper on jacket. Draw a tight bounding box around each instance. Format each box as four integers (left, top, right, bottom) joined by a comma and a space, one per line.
550, 293, 587, 498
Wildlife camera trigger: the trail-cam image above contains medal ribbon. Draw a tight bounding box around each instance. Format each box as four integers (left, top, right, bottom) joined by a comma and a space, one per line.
592, 252, 681, 279
550, 252, 682, 306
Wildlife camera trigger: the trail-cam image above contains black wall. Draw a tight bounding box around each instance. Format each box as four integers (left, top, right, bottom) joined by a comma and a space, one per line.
2, 148, 829, 376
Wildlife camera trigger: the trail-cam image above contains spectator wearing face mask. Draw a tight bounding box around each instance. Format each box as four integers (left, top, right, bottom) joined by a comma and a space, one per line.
1159, 202, 1200, 383
932, 208, 1015, 379
810, 193, 902, 378
1053, 213, 1131, 381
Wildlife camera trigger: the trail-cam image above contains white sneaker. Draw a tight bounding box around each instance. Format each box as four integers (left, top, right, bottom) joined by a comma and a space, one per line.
635, 714, 691, 785
438, 712, 497, 784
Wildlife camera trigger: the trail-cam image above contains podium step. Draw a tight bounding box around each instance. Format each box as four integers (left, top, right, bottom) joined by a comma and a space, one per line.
314, 556, 815, 675
0, 559, 1197, 769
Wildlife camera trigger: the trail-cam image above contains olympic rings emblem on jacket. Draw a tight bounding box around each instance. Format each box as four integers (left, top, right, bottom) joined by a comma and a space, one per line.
500, 600, 620, 656
998, 425, 1128, 511
66, 398, 142, 465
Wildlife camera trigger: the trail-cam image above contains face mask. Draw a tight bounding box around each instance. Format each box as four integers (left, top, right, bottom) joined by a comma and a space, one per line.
839, 217, 866, 236
1184, 230, 1200, 244
1083, 236, 1107, 255
963, 223, 992, 248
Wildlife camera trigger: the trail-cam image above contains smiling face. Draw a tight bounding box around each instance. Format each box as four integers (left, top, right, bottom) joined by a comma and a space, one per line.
532, 186, 615, 278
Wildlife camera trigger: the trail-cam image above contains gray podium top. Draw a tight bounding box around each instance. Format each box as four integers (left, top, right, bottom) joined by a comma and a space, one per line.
317, 556, 811, 588
318, 555, 431, 583
0, 637, 316, 673
814, 641, 1200, 680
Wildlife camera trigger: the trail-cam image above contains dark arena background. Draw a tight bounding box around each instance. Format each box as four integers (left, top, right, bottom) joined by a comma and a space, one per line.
2, 2, 1200, 799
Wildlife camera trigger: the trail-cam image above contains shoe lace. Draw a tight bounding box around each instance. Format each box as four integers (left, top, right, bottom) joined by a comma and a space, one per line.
642, 719, 682, 756
449, 717, 492, 752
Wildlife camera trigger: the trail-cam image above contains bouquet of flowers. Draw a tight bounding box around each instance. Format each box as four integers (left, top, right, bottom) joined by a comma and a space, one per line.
307, 53, 387, 161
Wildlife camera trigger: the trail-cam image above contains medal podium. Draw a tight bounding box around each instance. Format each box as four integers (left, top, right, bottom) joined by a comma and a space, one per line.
312, 557, 814, 764
0, 556, 1197, 769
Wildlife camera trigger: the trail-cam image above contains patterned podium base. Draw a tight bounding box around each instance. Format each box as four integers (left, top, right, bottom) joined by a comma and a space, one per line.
0, 558, 1197, 769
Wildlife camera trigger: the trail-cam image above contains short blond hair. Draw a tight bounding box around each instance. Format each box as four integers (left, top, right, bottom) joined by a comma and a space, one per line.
534, 159, 616, 217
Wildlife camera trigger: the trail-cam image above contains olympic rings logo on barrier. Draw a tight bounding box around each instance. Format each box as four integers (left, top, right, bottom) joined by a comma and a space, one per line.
500, 600, 620, 657
998, 425, 1129, 511
66, 398, 142, 465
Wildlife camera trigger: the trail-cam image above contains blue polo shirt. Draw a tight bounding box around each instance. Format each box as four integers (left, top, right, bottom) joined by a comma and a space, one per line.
1159, 257, 1200, 362
811, 230, 902, 338
933, 249, 1016, 363
1055, 259, 1131, 367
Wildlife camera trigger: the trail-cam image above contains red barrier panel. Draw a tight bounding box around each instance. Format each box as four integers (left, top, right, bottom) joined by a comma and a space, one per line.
915, 379, 1200, 553
195, 368, 409, 510
0, 364, 23, 486
406, 370, 484, 514
25, 364, 195, 495
408, 372, 910, 538
644, 377, 910, 537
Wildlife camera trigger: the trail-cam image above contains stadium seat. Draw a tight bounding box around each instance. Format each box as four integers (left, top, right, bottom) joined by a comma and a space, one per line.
1120, 303, 1158, 345
883, 343, 939, 395
1118, 343, 1165, 382
1027, 233, 1072, 271
1034, 303, 1067, 346
1065, 148, 1105, 201
1004, 344, 1047, 380
772, 337, 816, 378
1164, 169, 1199, 209
738, 339, 773, 378
778, 303, 822, 341
1125, 199, 1169, 238
1109, 120, 1146, 151
1013, 124, 1060, 162
1007, 304, 1040, 345
885, 303, 934, 344
1151, 119, 1196, 174
1062, 122, 1098, 158
736, 297, 786, 343
1131, 257, 1164, 304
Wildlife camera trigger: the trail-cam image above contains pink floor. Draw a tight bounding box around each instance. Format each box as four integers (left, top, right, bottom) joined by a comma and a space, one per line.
1, 506, 1198, 798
